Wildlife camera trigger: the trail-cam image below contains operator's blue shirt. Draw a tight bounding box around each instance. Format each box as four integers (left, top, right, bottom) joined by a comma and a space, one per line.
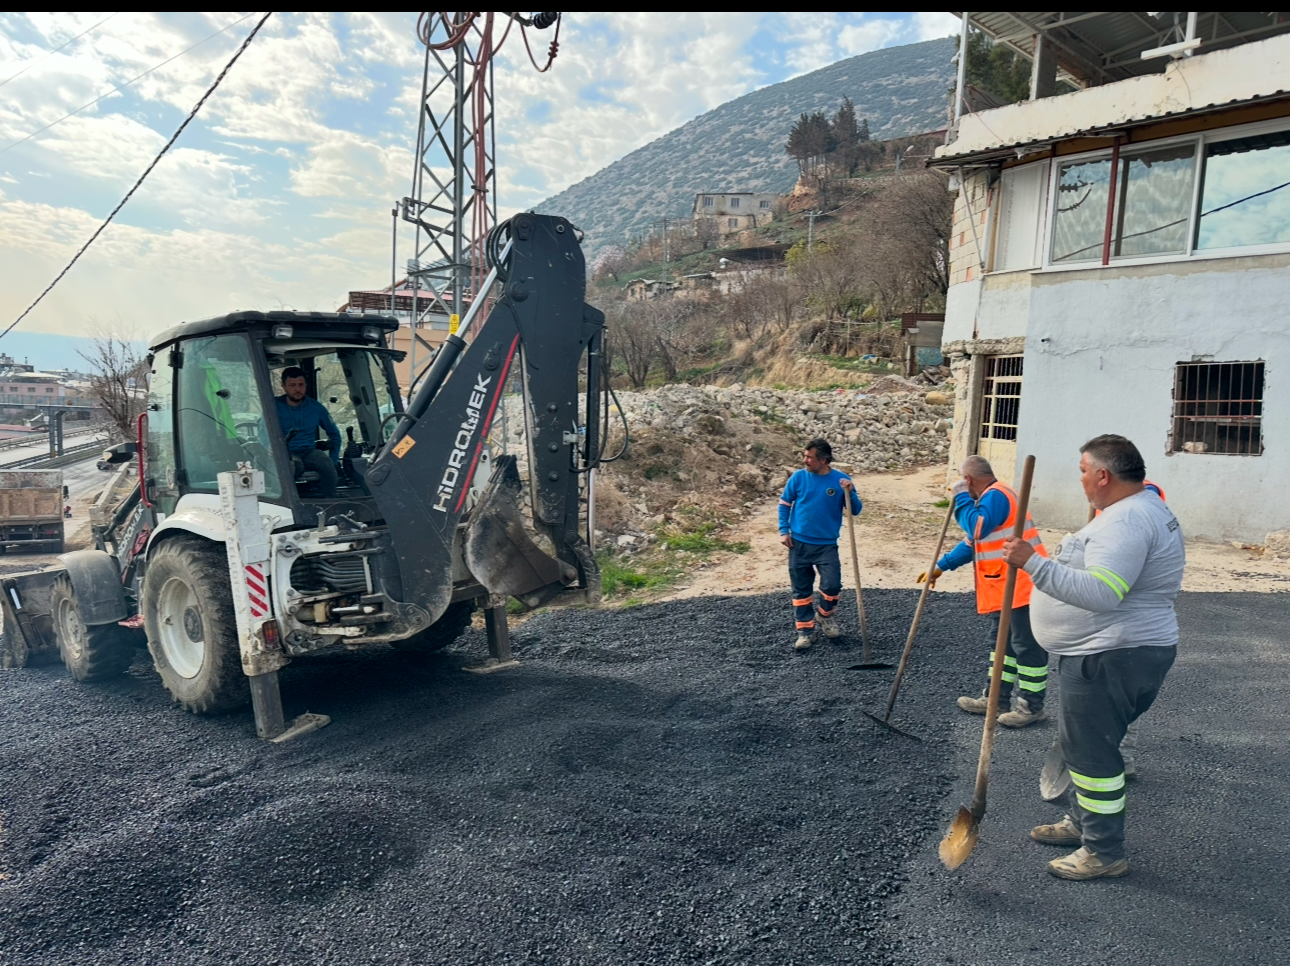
778, 467, 862, 546
275, 394, 341, 460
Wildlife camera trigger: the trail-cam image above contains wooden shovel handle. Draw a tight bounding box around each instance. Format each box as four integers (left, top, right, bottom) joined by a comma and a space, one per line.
882, 499, 956, 720
844, 499, 870, 657
970, 454, 1036, 819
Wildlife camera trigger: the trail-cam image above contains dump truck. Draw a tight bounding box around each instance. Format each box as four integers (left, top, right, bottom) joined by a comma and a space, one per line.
0, 214, 611, 739
0, 470, 64, 554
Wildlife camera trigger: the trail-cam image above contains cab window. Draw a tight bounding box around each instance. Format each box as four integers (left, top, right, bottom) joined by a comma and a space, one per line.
177, 334, 281, 498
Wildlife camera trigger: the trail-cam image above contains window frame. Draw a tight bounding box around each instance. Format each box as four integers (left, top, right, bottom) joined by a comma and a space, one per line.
1042, 132, 1203, 269
1168, 360, 1265, 457
1005, 115, 1290, 274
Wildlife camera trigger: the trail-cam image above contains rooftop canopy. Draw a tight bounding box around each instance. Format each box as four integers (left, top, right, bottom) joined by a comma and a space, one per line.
954, 12, 1290, 89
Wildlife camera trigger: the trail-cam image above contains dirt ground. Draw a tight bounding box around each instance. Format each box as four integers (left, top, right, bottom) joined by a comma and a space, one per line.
658, 465, 1290, 604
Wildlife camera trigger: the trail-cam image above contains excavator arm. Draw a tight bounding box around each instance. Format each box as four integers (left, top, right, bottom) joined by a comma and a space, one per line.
364, 213, 605, 630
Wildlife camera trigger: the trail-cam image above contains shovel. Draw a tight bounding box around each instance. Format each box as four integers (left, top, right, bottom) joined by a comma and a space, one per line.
939, 454, 1036, 870
843, 493, 890, 670
860, 499, 956, 738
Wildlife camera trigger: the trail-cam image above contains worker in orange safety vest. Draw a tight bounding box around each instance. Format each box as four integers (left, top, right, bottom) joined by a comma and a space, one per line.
918, 454, 1050, 727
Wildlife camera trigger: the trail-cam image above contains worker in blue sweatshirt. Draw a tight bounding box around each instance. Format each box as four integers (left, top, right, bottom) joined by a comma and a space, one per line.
778, 438, 862, 651
917, 454, 1050, 728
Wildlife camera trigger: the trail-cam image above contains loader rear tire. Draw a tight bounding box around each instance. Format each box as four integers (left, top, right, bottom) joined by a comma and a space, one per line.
52, 576, 134, 681
392, 600, 475, 653
143, 536, 247, 714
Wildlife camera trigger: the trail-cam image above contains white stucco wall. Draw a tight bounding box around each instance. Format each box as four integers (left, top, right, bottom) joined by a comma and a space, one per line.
1015, 253, 1290, 542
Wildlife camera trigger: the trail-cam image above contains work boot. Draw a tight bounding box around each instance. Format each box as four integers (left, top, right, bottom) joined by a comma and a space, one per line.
1046, 846, 1129, 880
998, 696, 1047, 728
817, 613, 841, 639
794, 632, 814, 651
1030, 814, 1082, 846
956, 688, 1009, 715
1124, 758, 1138, 780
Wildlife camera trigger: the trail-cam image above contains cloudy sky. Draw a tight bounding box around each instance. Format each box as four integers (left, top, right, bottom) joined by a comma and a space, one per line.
0, 12, 957, 343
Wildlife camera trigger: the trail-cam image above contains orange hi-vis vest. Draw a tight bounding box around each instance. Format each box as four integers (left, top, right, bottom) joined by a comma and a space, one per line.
972, 481, 1048, 615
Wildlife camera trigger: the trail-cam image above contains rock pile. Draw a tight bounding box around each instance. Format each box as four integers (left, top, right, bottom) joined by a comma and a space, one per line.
612, 383, 954, 474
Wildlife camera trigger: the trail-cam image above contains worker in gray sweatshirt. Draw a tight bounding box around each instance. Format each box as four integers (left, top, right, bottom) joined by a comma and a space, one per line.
1002, 434, 1185, 881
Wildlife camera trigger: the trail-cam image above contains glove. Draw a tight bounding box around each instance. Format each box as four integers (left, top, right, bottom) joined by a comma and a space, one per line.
916, 567, 942, 588
949, 479, 970, 498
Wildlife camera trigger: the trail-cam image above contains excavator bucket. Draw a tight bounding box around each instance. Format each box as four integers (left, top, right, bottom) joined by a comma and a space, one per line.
464, 456, 577, 606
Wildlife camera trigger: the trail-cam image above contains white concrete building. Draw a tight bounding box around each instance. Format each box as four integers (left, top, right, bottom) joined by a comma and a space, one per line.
934, 13, 1290, 542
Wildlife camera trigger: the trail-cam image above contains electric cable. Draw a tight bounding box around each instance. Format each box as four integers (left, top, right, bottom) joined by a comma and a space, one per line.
0, 13, 119, 90
0, 11, 260, 156
0, 12, 273, 342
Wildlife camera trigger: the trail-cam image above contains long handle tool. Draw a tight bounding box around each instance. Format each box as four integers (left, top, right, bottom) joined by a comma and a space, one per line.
939, 454, 1036, 869
844, 495, 890, 670
860, 499, 956, 739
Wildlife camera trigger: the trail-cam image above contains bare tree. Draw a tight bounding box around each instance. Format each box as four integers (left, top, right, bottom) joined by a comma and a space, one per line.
592, 244, 631, 282
80, 334, 148, 442
723, 273, 799, 340
605, 301, 658, 388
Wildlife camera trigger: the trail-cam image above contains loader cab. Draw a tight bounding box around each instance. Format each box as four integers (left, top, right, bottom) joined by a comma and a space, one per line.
144, 311, 404, 527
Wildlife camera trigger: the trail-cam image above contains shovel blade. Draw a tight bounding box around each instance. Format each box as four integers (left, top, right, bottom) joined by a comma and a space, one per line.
861, 710, 924, 742
939, 805, 980, 870
846, 662, 895, 671
1039, 739, 1071, 803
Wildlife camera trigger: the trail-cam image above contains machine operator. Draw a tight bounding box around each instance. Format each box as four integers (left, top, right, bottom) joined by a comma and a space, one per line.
276, 366, 342, 498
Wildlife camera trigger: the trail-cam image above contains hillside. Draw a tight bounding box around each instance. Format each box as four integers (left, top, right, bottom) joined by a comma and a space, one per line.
536, 37, 955, 257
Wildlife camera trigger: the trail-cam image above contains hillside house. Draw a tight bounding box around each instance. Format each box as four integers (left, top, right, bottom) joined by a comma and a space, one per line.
933, 13, 1290, 541
692, 191, 780, 238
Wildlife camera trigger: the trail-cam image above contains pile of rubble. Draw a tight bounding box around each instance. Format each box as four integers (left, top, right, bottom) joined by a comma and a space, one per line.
496, 382, 953, 541
617, 382, 954, 474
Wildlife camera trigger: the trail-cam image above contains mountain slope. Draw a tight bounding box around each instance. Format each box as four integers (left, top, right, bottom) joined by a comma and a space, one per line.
536, 37, 955, 256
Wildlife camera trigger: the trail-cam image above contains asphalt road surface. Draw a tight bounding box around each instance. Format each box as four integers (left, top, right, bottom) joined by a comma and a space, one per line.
0, 590, 1284, 965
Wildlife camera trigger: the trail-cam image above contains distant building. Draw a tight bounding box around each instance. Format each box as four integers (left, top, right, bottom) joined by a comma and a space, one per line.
692, 191, 780, 238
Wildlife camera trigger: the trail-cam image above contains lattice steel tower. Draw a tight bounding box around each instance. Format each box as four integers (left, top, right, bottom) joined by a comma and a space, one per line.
400, 12, 560, 376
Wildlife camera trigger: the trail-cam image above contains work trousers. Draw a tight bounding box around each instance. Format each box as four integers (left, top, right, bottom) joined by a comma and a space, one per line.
1057, 645, 1176, 861
982, 605, 1048, 709
788, 540, 841, 634
297, 449, 339, 498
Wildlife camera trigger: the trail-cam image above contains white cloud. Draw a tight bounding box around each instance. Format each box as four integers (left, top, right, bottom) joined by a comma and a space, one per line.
916, 12, 961, 42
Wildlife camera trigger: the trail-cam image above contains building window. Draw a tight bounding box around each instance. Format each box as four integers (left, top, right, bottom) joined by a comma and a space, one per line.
981, 355, 1023, 441
1051, 155, 1112, 263
760, 200, 771, 208
1171, 361, 1264, 456
703, 196, 713, 207
1038, 122, 1290, 269
1195, 131, 1290, 251
45, 387, 55, 393
27, 387, 35, 393
729, 197, 740, 208
1050, 143, 1196, 263
1111, 143, 1196, 257
727, 218, 739, 228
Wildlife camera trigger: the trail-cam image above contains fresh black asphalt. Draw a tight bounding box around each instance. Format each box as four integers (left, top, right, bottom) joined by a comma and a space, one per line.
0, 590, 1285, 965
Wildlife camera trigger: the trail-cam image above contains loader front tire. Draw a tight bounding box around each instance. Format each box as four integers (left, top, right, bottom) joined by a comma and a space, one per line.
143, 536, 247, 714
392, 600, 475, 653
52, 576, 134, 681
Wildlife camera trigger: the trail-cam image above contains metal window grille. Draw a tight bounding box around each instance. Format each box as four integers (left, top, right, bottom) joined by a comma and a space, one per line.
730, 198, 740, 208
727, 218, 739, 228
981, 355, 1023, 441
703, 196, 713, 206
1171, 361, 1264, 456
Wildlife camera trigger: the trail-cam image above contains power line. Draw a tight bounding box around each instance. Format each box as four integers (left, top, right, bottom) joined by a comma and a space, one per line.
0, 12, 274, 343
0, 13, 119, 91
0, 11, 259, 156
